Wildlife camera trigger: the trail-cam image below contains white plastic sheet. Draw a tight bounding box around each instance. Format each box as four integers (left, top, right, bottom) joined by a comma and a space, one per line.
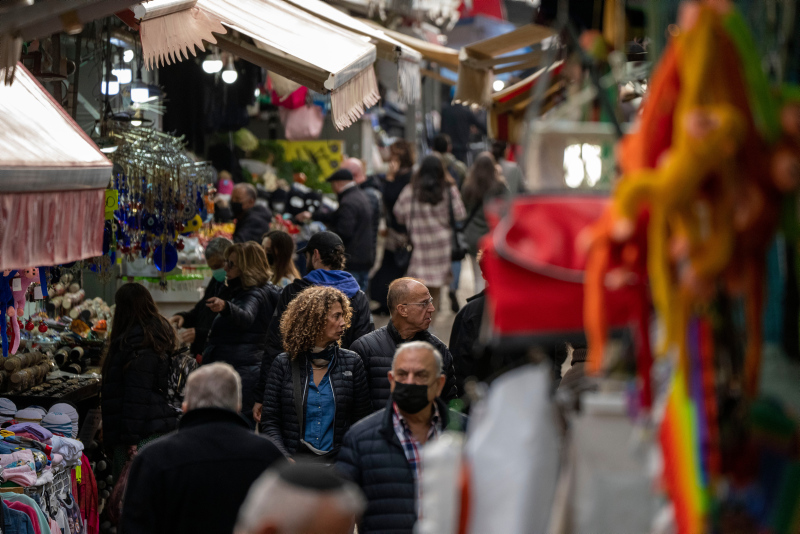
465, 364, 562, 534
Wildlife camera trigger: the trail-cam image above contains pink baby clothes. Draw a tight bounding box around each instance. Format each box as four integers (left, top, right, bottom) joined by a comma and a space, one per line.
3, 464, 38, 486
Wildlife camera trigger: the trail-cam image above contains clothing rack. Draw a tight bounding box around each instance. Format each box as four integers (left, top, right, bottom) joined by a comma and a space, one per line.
24, 464, 72, 517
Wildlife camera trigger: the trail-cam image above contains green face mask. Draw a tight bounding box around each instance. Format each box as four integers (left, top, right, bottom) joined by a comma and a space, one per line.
212, 268, 227, 282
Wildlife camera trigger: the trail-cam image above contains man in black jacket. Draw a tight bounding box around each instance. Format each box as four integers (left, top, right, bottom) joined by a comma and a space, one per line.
337, 342, 467, 534
350, 277, 457, 411
449, 289, 487, 394
297, 168, 375, 292
121, 363, 285, 534
232, 183, 273, 243
342, 158, 381, 280
253, 231, 374, 422
168, 237, 232, 356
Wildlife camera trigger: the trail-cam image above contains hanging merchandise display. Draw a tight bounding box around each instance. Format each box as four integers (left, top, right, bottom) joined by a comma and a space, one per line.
107, 127, 214, 287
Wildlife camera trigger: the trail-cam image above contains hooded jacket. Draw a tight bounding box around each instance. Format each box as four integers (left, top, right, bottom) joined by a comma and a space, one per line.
121, 408, 285, 534
260, 347, 371, 457
336, 397, 467, 534
349, 320, 458, 412
257, 270, 373, 403
313, 185, 376, 272
101, 325, 180, 448
204, 279, 280, 414
232, 204, 273, 244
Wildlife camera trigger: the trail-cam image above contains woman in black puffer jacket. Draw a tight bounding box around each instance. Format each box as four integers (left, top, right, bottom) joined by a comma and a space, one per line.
261, 286, 371, 461
101, 283, 180, 476
205, 242, 279, 427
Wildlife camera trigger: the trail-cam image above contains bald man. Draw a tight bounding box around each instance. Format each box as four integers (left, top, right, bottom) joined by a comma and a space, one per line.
232, 183, 273, 244
341, 158, 381, 274
350, 277, 457, 411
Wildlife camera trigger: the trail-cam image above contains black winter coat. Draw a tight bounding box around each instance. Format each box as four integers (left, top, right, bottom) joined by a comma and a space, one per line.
361, 179, 383, 254
336, 397, 467, 534
449, 290, 486, 394
204, 279, 280, 414
257, 278, 374, 403
260, 347, 371, 457
349, 321, 458, 412
176, 277, 225, 356
121, 408, 285, 534
101, 326, 179, 448
233, 204, 273, 244
314, 185, 375, 271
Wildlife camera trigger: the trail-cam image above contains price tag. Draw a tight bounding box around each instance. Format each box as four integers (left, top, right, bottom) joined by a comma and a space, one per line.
33, 286, 43, 300
105, 189, 119, 221
12, 278, 21, 291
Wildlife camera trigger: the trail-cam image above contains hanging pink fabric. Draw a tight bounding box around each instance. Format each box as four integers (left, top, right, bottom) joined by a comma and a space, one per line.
281, 104, 325, 140
271, 86, 309, 110
0, 190, 105, 270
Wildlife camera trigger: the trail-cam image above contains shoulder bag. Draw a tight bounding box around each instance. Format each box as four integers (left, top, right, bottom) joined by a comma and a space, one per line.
448, 187, 481, 262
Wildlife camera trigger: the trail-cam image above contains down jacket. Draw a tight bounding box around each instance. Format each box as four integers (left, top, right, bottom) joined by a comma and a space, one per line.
260, 347, 371, 457
258, 273, 374, 404
204, 279, 280, 414
101, 325, 179, 448
349, 321, 458, 412
336, 397, 467, 534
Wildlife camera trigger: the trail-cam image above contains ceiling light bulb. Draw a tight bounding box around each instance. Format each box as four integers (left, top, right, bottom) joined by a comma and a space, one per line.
101, 73, 120, 96
130, 73, 149, 103
202, 53, 223, 74
130, 119, 142, 127
112, 67, 132, 84
222, 58, 238, 84
492, 79, 505, 92
123, 49, 135, 63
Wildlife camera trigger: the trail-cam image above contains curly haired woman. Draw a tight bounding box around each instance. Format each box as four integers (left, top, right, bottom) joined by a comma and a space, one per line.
260, 286, 371, 461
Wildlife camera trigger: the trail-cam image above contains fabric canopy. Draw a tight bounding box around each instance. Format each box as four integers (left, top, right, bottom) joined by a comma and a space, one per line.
282, 0, 421, 102
137, 0, 380, 129
488, 61, 564, 144
454, 23, 555, 108
0, 64, 109, 269
361, 20, 461, 71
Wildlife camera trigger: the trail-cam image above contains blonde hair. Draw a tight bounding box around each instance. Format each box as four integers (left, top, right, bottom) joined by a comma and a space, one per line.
280, 286, 352, 359
227, 242, 271, 289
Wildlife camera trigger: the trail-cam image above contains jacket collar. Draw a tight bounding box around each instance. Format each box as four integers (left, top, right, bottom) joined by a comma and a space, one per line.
178, 407, 251, 431
466, 290, 486, 303
387, 320, 431, 345
337, 182, 358, 198
379, 396, 450, 443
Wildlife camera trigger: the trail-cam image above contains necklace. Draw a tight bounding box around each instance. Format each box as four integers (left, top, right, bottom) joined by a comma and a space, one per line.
311, 363, 327, 370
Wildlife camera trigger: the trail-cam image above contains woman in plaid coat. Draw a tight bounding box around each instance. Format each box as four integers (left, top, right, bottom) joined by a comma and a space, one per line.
394, 154, 466, 310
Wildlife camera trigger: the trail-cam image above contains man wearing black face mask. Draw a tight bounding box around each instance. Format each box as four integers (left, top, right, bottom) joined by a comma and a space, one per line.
232, 183, 273, 244
336, 342, 467, 534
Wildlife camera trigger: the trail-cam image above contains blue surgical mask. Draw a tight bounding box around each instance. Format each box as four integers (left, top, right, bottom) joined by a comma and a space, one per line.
212, 268, 227, 282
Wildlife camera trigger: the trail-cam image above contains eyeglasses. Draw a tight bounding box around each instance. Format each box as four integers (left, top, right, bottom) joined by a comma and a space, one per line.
401, 297, 434, 308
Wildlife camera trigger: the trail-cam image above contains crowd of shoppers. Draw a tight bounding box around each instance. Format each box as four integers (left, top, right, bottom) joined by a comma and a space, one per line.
105, 133, 525, 534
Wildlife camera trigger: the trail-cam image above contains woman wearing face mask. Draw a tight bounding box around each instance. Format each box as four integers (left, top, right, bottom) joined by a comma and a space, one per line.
262, 230, 301, 288
169, 237, 232, 357
261, 286, 371, 461
204, 242, 280, 428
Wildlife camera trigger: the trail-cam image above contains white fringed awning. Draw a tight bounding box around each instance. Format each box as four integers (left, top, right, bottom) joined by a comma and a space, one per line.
136, 0, 380, 130
282, 0, 422, 103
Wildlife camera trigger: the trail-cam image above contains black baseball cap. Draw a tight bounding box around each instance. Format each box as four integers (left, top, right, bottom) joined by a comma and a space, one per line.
325, 169, 354, 183
297, 231, 344, 255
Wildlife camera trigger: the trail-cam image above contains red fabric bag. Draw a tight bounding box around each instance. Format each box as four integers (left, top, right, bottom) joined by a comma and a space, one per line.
482, 194, 644, 338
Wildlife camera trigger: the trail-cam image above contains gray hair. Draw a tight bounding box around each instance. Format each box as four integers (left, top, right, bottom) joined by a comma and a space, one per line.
183, 362, 241, 412
234, 182, 257, 201
392, 341, 443, 376
204, 237, 233, 260
235, 469, 366, 534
